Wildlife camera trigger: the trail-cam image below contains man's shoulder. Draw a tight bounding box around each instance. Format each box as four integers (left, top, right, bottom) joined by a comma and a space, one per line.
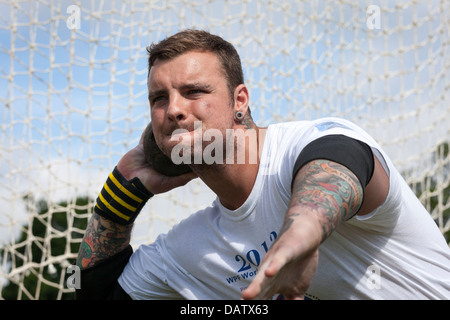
268, 117, 359, 132
264, 117, 356, 144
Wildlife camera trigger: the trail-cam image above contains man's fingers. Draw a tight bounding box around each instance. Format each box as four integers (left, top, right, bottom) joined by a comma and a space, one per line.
241, 259, 273, 300
263, 240, 297, 276
146, 170, 198, 194
168, 171, 198, 188
242, 243, 296, 300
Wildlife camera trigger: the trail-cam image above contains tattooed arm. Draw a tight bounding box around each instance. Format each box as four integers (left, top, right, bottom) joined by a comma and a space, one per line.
77, 213, 132, 269
77, 138, 196, 271
75, 212, 135, 299
75, 131, 197, 300
290, 159, 364, 241
242, 159, 364, 300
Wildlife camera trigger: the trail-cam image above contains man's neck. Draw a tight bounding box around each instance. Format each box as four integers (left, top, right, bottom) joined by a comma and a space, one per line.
191, 126, 267, 210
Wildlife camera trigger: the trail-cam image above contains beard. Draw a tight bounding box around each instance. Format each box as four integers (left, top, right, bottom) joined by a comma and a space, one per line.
165, 122, 259, 167
162, 119, 246, 166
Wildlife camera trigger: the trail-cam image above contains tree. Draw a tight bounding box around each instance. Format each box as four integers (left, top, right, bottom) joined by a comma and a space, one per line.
410, 142, 450, 243
0, 196, 89, 300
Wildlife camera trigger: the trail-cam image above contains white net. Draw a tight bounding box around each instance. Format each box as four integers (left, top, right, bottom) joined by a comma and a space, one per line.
0, 0, 449, 299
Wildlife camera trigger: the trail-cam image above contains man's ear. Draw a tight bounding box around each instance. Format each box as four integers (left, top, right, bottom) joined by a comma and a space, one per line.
233, 84, 250, 115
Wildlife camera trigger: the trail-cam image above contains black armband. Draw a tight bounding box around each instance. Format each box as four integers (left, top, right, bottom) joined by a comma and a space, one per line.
292, 135, 374, 190
76, 245, 133, 300
95, 166, 153, 225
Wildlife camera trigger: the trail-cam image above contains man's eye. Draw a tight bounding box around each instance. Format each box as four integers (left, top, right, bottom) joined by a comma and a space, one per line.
188, 89, 203, 95
152, 96, 166, 104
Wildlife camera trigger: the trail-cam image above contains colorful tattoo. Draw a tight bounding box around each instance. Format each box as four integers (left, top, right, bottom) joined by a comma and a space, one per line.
289, 159, 364, 241
77, 213, 132, 269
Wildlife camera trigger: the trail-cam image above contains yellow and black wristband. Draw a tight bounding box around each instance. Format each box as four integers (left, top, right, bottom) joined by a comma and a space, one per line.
94, 166, 153, 225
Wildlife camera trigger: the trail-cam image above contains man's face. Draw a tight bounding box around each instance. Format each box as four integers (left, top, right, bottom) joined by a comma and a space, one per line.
148, 50, 236, 159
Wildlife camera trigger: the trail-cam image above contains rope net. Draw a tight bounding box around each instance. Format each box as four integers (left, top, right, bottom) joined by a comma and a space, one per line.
0, 0, 449, 299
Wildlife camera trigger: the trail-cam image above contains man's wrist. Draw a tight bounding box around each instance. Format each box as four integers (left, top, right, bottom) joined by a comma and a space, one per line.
94, 166, 153, 225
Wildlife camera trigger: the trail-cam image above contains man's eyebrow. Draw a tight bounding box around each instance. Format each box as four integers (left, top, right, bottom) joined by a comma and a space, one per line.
148, 83, 213, 100
180, 82, 213, 91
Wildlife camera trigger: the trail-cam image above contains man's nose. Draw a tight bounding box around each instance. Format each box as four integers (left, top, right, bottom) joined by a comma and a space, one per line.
167, 94, 187, 122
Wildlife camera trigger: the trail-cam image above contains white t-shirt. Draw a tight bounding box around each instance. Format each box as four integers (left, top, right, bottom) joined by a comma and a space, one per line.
118, 117, 450, 300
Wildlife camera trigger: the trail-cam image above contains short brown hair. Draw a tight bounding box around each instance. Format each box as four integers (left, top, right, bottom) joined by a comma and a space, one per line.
146, 29, 244, 99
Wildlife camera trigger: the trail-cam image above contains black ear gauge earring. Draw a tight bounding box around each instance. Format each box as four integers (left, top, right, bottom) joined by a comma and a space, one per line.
235, 111, 244, 121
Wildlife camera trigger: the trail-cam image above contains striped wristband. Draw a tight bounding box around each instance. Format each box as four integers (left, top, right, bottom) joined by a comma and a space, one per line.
94, 167, 153, 225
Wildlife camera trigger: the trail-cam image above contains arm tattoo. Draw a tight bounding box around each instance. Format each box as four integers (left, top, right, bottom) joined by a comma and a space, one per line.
289, 159, 364, 241
277, 212, 300, 238
77, 213, 132, 269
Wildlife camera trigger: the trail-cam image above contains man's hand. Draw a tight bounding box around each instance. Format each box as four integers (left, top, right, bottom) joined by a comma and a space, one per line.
117, 130, 197, 195
242, 212, 320, 300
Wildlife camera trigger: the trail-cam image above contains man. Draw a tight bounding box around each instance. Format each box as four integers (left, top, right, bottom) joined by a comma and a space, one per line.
76, 29, 450, 300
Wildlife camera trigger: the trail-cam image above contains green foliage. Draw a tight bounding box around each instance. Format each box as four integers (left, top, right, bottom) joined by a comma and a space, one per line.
0, 196, 90, 300
410, 142, 450, 243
